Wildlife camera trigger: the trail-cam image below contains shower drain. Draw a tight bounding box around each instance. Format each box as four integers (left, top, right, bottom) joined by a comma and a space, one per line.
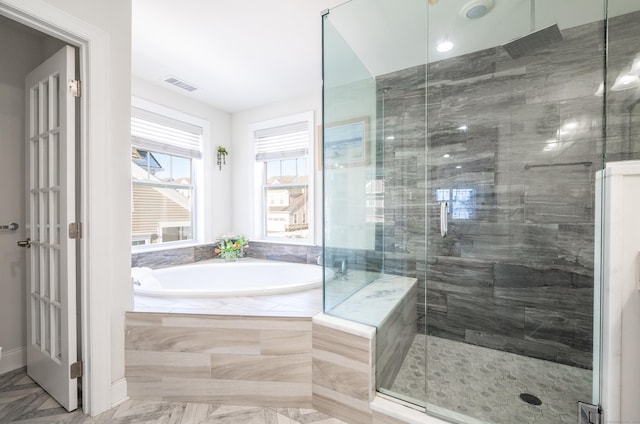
519, 393, 542, 406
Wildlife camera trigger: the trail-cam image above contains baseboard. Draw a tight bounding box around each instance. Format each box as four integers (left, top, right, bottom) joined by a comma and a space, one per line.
0, 347, 26, 375
111, 377, 128, 407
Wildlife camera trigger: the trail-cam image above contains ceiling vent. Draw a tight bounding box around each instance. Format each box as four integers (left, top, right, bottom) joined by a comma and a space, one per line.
163, 76, 198, 92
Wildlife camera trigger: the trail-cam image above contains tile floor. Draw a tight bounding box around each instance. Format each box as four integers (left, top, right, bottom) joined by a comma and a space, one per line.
0, 368, 347, 424
388, 334, 593, 424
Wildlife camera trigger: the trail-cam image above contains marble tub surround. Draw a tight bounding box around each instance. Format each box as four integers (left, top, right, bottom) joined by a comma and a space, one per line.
125, 312, 314, 407
134, 286, 322, 317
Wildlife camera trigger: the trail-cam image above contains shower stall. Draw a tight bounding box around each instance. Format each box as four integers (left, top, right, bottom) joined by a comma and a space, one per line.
322, 0, 640, 423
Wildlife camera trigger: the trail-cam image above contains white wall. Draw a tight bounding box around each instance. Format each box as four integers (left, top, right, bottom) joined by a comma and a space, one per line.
0, 16, 64, 373
132, 77, 233, 239
600, 161, 640, 423
231, 91, 323, 246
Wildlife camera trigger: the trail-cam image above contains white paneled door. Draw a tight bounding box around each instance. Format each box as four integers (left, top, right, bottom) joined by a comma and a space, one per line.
23, 45, 78, 412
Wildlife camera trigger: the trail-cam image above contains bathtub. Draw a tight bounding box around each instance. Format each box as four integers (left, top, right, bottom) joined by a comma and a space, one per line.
132, 259, 332, 297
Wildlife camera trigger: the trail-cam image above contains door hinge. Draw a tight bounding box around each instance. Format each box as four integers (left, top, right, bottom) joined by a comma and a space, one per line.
68, 222, 82, 239
578, 401, 602, 424
70, 361, 83, 379
69, 79, 81, 98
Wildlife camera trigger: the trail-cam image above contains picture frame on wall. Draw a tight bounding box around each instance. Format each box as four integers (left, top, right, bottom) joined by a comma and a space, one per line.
318, 117, 369, 169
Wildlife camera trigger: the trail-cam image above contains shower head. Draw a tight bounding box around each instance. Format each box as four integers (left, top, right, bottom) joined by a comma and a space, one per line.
502, 24, 563, 60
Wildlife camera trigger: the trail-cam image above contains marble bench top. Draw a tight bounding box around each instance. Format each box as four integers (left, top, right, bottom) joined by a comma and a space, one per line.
328, 274, 417, 327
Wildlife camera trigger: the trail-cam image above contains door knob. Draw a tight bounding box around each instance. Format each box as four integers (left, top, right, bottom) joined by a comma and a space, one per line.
17, 238, 31, 248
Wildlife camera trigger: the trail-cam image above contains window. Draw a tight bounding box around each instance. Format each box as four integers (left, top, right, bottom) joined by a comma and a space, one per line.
253, 112, 314, 242
131, 104, 203, 247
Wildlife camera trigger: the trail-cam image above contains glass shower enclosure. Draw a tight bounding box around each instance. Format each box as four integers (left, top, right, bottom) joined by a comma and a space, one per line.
322, 0, 640, 423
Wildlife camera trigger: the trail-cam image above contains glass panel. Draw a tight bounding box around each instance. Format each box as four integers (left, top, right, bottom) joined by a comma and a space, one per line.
31, 87, 39, 139
32, 191, 39, 238
131, 148, 195, 246
32, 244, 40, 296
43, 299, 50, 355
32, 296, 40, 347
55, 305, 61, 360
52, 248, 60, 303
42, 245, 50, 299
606, 2, 640, 162
40, 135, 48, 189
264, 186, 308, 239
172, 155, 192, 183
41, 191, 49, 244
131, 183, 193, 245
322, 5, 384, 316
152, 152, 171, 182
423, 0, 604, 419
266, 160, 280, 180
323, 0, 605, 422
52, 132, 59, 187
52, 74, 59, 130
53, 190, 60, 245
41, 80, 49, 133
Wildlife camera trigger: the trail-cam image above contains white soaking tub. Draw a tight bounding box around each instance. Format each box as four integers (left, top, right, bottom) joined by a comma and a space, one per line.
132, 259, 331, 297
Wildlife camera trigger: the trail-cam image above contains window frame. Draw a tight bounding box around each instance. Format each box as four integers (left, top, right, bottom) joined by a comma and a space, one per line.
251, 111, 315, 244
131, 97, 211, 251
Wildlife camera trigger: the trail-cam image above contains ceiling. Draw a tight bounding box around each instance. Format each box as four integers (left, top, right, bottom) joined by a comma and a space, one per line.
132, 0, 639, 114
132, 0, 347, 113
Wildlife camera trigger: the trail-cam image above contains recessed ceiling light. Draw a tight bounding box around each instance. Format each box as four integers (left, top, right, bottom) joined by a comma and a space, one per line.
460, 0, 494, 20
436, 40, 454, 53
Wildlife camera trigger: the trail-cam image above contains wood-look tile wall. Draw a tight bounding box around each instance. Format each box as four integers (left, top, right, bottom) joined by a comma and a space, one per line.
376, 284, 417, 390
312, 316, 375, 424
125, 312, 313, 407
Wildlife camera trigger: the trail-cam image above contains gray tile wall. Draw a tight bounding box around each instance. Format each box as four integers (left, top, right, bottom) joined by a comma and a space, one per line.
373, 15, 626, 369
131, 242, 322, 269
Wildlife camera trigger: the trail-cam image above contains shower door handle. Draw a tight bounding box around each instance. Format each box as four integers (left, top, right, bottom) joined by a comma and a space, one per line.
440, 201, 448, 238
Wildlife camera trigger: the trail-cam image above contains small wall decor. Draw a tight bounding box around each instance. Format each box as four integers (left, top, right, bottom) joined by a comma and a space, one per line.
216, 146, 228, 170
323, 117, 369, 168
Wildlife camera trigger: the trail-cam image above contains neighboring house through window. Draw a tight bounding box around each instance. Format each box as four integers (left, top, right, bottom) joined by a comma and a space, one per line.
131, 101, 205, 247
252, 111, 314, 242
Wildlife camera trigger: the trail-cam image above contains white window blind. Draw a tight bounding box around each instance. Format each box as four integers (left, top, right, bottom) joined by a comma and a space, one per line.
132, 107, 202, 159
255, 121, 309, 161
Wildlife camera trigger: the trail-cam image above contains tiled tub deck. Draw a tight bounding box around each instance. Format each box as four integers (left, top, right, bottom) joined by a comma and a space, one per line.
126, 271, 417, 419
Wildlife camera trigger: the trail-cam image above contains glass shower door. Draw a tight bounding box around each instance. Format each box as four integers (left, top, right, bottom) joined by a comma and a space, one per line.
321, 0, 620, 422
420, 0, 605, 422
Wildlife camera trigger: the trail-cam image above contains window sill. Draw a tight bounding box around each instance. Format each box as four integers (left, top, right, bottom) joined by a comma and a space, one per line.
252, 238, 318, 247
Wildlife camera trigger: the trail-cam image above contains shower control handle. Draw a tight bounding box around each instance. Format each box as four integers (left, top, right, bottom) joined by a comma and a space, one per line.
440, 202, 448, 238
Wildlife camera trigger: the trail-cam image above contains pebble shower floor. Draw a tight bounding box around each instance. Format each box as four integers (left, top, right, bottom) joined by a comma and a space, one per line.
390, 334, 591, 423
